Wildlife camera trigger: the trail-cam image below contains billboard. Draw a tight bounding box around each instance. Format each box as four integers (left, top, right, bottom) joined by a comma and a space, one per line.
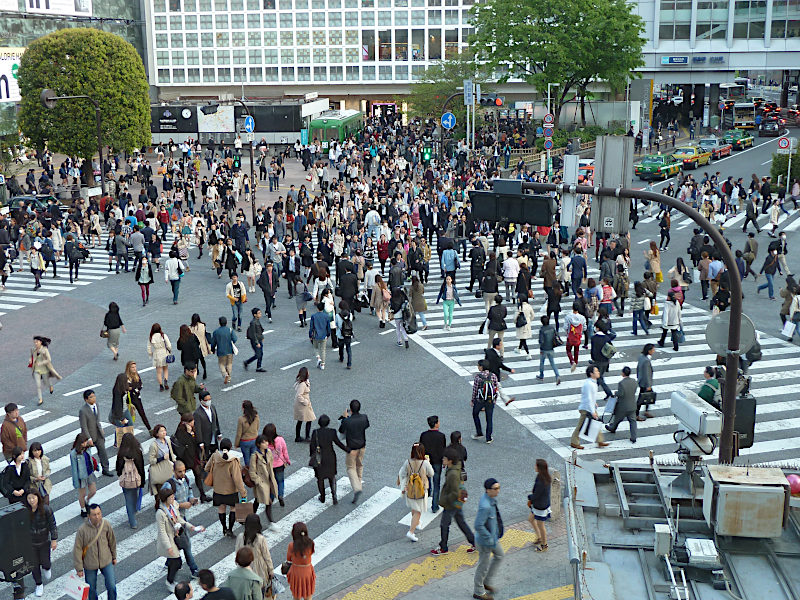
150, 106, 199, 134
0, 0, 19, 11
0, 48, 25, 103
198, 104, 234, 133
26, 0, 93, 16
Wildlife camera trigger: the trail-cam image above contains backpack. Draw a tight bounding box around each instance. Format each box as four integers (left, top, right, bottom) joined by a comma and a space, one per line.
118, 457, 141, 489
567, 322, 583, 346
406, 461, 426, 500
69, 244, 83, 262
476, 373, 496, 403
340, 315, 353, 338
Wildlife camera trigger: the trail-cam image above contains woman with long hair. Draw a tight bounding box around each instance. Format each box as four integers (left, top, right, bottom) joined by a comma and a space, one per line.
309, 413, 348, 503
189, 313, 211, 380
286, 522, 316, 600
69, 433, 97, 517
149, 424, 176, 509
0, 446, 31, 503
527, 458, 552, 552
262, 423, 290, 506
293, 367, 315, 442
177, 324, 203, 370
147, 323, 172, 391
102, 301, 126, 361
173, 412, 209, 502
27, 441, 53, 504
644, 241, 662, 284
250, 434, 279, 527
112, 360, 151, 431
30, 336, 61, 405
370, 274, 390, 327
235, 400, 260, 467
398, 443, 433, 542
115, 431, 145, 529
235, 513, 275, 598
25, 487, 58, 597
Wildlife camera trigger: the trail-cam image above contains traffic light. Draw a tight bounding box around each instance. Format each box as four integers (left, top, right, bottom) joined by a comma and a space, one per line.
469, 180, 556, 226
233, 154, 241, 170
480, 94, 504, 107
422, 146, 432, 161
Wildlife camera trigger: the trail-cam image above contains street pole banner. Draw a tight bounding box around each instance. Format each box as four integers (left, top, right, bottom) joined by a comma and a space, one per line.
26, 0, 93, 16
0, 48, 25, 103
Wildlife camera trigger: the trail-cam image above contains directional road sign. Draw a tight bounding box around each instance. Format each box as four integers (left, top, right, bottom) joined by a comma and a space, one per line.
543, 139, 553, 150
441, 112, 456, 130
243, 115, 255, 133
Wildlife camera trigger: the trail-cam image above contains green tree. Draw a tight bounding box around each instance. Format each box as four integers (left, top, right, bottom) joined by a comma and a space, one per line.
405, 51, 491, 136
470, 0, 645, 125
770, 152, 800, 189
17, 29, 150, 160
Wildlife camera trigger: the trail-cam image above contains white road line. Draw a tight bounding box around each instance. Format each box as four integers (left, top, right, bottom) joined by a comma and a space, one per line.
221, 378, 255, 391
139, 366, 155, 373
19, 408, 49, 422
399, 506, 442, 531
281, 358, 310, 371
25, 415, 78, 441
63, 383, 103, 397
761, 159, 772, 165
379, 328, 396, 335
155, 406, 174, 415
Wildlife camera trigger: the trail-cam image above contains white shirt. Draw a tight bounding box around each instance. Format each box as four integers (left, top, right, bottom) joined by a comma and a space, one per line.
502, 257, 520, 280
579, 378, 598, 414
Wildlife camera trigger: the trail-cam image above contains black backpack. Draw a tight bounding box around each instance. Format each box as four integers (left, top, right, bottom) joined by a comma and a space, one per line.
340, 314, 353, 338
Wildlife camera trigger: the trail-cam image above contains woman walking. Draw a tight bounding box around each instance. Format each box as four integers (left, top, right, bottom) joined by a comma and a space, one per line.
758, 249, 780, 300
391, 286, 411, 349
435, 274, 461, 331
410, 276, 429, 331
156, 486, 204, 593
309, 414, 348, 504
658, 291, 683, 351
294, 275, 309, 327
177, 324, 203, 372
249, 435, 279, 527
148, 424, 176, 507
25, 487, 58, 597
263, 423, 290, 506
1, 446, 31, 503
398, 443, 434, 542
293, 367, 315, 442
286, 522, 316, 600
29, 242, 45, 291
630, 282, 651, 336
102, 302, 126, 361
371, 275, 390, 328
189, 313, 212, 380
527, 458, 552, 552
667, 257, 690, 299
235, 400, 260, 467
112, 361, 151, 431
116, 432, 145, 529
243, 248, 261, 293
546, 281, 563, 330
147, 323, 173, 391
206, 438, 247, 537
235, 514, 275, 599
30, 336, 61, 405
226, 546, 263, 600
136, 256, 154, 306
612, 265, 629, 317
172, 413, 209, 502
68, 433, 98, 518
28, 442, 53, 503
644, 241, 663, 284
514, 300, 535, 358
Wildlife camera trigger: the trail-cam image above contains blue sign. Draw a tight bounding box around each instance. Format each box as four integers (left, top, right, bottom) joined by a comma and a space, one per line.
536, 126, 544, 136
661, 56, 688, 65
543, 139, 553, 150
243, 115, 255, 133
441, 112, 456, 130
300, 128, 309, 145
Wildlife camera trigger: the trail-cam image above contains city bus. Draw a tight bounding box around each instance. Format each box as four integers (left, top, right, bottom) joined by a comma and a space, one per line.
719, 83, 747, 109
309, 110, 364, 147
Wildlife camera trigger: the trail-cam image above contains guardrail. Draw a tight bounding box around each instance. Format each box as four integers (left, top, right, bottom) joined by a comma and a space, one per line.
513, 140, 597, 166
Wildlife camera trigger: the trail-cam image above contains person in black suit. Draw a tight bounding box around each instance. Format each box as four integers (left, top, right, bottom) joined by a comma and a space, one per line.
483, 338, 516, 406
193, 390, 221, 461
419, 416, 446, 513
256, 262, 279, 322
309, 414, 348, 504
337, 265, 359, 318
78, 390, 113, 476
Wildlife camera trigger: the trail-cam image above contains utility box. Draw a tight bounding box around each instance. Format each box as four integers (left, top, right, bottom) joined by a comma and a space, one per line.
590, 135, 635, 236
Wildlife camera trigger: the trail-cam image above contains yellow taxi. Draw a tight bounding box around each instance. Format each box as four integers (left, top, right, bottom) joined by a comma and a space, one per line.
672, 146, 712, 170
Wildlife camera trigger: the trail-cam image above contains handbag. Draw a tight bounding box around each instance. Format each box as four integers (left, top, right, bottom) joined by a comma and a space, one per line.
234, 501, 255, 523
651, 302, 659, 315
100, 328, 109, 339
673, 327, 685, 344
165, 354, 176, 364
65, 572, 90, 600
782, 320, 796, 339
600, 341, 617, 359
241, 466, 255, 488
301, 284, 313, 302
203, 467, 214, 487
638, 390, 657, 406
232, 341, 239, 356
682, 270, 693, 284
281, 561, 292, 576
115, 425, 134, 448
515, 311, 527, 328
579, 415, 603, 443
309, 437, 322, 469
474, 290, 482, 299
478, 319, 486, 335
553, 332, 564, 348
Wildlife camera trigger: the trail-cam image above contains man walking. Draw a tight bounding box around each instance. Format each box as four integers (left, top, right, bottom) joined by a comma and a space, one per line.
256, 262, 278, 323
473, 478, 503, 600
193, 390, 221, 467
171, 363, 203, 416
569, 366, 609, 450
605, 366, 638, 443
73, 504, 117, 600
470, 360, 499, 444
225, 274, 247, 332
78, 390, 114, 476
210, 316, 237, 384
243, 308, 266, 372
309, 302, 331, 369
431, 448, 476, 556
420, 416, 446, 513
338, 399, 369, 504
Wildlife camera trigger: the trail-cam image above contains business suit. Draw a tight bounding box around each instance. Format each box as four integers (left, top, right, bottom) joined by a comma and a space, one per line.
636, 353, 654, 418
256, 267, 279, 319
193, 404, 221, 460
79, 402, 110, 473
605, 376, 639, 442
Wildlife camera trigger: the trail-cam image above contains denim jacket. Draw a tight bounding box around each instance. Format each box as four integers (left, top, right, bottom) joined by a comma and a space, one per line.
474, 492, 503, 547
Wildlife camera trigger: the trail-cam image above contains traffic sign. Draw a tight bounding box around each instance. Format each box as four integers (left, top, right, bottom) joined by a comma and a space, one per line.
718, 101, 725, 111
243, 115, 255, 133
463, 79, 474, 106
246, 132, 255, 143
543, 113, 554, 124
543, 139, 553, 150
543, 128, 553, 138
778, 137, 790, 149
441, 112, 456, 130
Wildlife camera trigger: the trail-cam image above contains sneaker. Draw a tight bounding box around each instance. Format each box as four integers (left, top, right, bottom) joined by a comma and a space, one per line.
320, 363, 325, 370
243, 361, 249, 370
406, 531, 419, 542
268, 522, 279, 532
316, 357, 322, 368
570, 363, 577, 373
35, 584, 43, 597
466, 545, 476, 553
166, 581, 176, 593
397, 341, 403, 347
471, 433, 484, 440
430, 547, 448, 555
268, 317, 273, 323
486, 438, 493, 444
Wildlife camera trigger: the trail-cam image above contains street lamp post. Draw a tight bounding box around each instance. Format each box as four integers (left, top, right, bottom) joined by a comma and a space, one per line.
546, 83, 559, 178
40, 89, 106, 198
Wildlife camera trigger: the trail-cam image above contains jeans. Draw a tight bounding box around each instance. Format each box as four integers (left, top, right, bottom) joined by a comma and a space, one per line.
539, 350, 560, 378
122, 487, 140, 528
442, 299, 454, 326
239, 439, 256, 466
472, 400, 494, 441
758, 272, 775, 298
244, 340, 262, 369
429, 463, 442, 511
632, 309, 649, 334
418, 312, 428, 327
312, 338, 327, 365
439, 508, 475, 551
85, 562, 117, 600
395, 318, 408, 343
273, 465, 285, 498
474, 542, 505, 595
595, 362, 613, 397
170, 279, 180, 303
338, 337, 352, 366
571, 277, 582, 297
231, 300, 243, 327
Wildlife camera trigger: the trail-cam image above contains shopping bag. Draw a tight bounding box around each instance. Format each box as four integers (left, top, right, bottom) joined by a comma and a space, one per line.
602, 396, 617, 423
235, 501, 255, 523
539, 299, 547, 315
579, 416, 603, 443
781, 320, 796, 339
693, 268, 701, 283
65, 572, 90, 600
115, 426, 134, 448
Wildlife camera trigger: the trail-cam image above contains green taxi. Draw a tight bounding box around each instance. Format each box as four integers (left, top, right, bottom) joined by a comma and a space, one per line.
634, 154, 682, 180
723, 129, 755, 150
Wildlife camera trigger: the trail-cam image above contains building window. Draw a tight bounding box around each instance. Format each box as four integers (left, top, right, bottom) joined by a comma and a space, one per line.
314, 66, 327, 80
378, 0, 389, 6
156, 34, 169, 48
345, 11, 358, 26
362, 30, 375, 60
247, 0, 259, 8
249, 49, 262, 63
296, 12, 309, 27
155, 16, 167, 30
158, 69, 171, 83
217, 50, 231, 64
345, 30, 358, 44
379, 30, 391, 60
396, 0, 407, 5
411, 10, 424, 25
188, 68, 201, 82
186, 33, 199, 47
314, 48, 327, 62
231, 0, 243, 8
733, 0, 767, 39
215, 0, 227, 8
280, 31, 294, 45
428, 28, 441, 59
218, 68, 231, 81
659, 0, 693, 40
330, 48, 342, 62
157, 51, 169, 66
232, 32, 246, 46
154, 0, 166, 11
202, 50, 215, 64
199, 0, 211, 8
396, 11, 408, 25
187, 51, 200, 64
412, 64, 425, 79
395, 29, 408, 59
201, 33, 214, 46
378, 10, 391, 25
264, 0, 275, 8
234, 67, 246, 81
171, 34, 184, 47
280, 13, 293, 27
329, 12, 342, 26
362, 0, 373, 5
280, 0, 292, 7
170, 15, 182, 29
445, 9, 458, 24
247, 13, 260, 28
172, 69, 185, 83
330, 66, 343, 80
395, 65, 408, 79
428, 9, 442, 24
362, 11, 374, 25
265, 67, 279, 81
265, 49, 278, 63
770, 0, 799, 38
281, 49, 295, 63
216, 32, 230, 46
312, 0, 324, 6
313, 30, 325, 45
296, 0, 307, 7
233, 49, 246, 63
444, 29, 458, 58
200, 14, 212, 29
298, 66, 311, 80
297, 49, 311, 63
203, 68, 215, 82
312, 12, 325, 26
347, 65, 359, 79
250, 67, 263, 81
330, 30, 342, 44
172, 51, 185, 65
263, 13, 277, 27
283, 66, 296, 81
379, 65, 392, 80
412, 29, 424, 59
231, 14, 244, 28
248, 32, 261, 46
297, 31, 310, 45
185, 15, 197, 29
346, 47, 359, 62
363, 65, 376, 79
215, 14, 228, 28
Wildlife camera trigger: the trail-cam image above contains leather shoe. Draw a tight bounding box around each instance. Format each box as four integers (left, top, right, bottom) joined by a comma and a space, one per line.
570, 442, 584, 449
598, 441, 610, 447
102, 470, 115, 477
473, 594, 494, 600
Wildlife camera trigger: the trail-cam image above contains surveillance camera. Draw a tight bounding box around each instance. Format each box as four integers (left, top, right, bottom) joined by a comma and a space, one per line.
671, 391, 722, 436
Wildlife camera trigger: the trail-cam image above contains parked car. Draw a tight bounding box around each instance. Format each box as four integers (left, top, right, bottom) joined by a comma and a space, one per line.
634, 154, 682, 180
697, 136, 733, 160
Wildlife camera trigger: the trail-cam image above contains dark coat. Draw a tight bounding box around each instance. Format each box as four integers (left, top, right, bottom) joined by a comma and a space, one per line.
257, 268, 279, 297
615, 376, 639, 415
338, 272, 359, 299
171, 424, 201, 467
309, 426, 347, 480
193, 405, 221, 450
177, 334, 203, 367
487, 304, 507, 331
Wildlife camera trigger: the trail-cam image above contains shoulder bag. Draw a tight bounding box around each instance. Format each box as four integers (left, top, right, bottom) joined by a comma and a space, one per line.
81, 520, 106, 560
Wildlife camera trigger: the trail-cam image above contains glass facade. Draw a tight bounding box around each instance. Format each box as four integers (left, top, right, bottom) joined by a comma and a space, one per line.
148, 0, 472, 85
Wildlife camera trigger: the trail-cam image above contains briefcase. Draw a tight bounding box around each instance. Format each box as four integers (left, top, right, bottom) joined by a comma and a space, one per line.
235, 501, 254, 523
638, 391, 657, 406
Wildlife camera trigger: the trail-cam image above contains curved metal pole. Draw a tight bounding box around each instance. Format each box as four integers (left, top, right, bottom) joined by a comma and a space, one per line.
516, 181, 742, 464
233, 100, 257, 224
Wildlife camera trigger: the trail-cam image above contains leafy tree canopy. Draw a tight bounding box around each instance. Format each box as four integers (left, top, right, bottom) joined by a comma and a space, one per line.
18, 28, 150, 158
